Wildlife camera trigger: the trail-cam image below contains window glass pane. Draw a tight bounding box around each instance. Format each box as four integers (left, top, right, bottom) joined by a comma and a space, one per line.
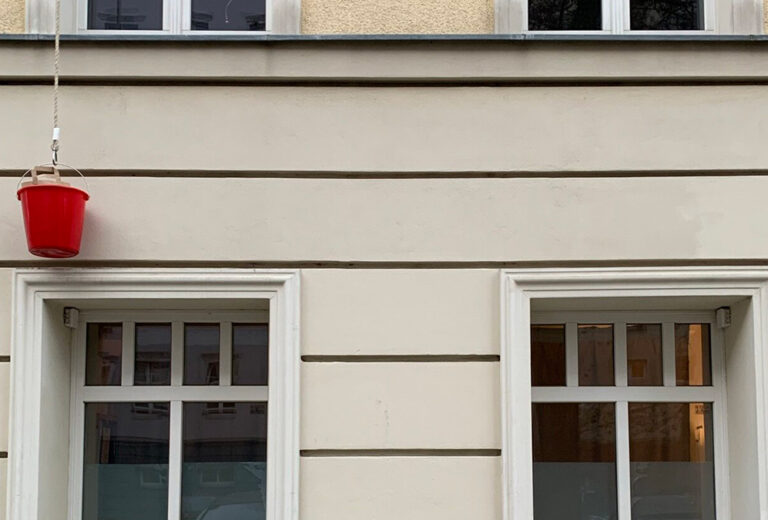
185, 324, 220, 385
627, 324, 663, 386
532, 402, 617, 520
82, 402, 169, 520
233, 324, 269, 386
87, 0, 162, 30
528, 0, 602, 30
675, 324, 712, 386
182, 402, 268, 520
135, 323, 171, 386
629, 402, 715, 520
531, 324, 566, 386
191, 0, 266, 30
578, 324, 614, 386
630, 0, 703, 30
86, 323, 122, 386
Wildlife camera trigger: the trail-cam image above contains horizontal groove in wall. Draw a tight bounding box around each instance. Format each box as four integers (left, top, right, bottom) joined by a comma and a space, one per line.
302, 355, 499, 362
300, 449, 501, 457
0, 452, 7, 459
3, 169, 768, 179
4, 78, 768, 87
3, 259, 768, 269
0, 356, 10, 363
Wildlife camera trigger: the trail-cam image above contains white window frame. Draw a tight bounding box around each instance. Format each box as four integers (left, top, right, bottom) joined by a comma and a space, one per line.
68, 309, 271, 520
530, 310, 729, 520
501, 267, 768, 520
27, 0, 300, 34
519, 0, 716, 34
9, 269, 300, 520
496, 0, 768, 34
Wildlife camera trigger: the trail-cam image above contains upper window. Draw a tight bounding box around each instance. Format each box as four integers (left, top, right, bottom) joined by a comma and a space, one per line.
527, 0, 709, 32
530, 312, 725, 520
71, 310, 270, 520
81, 0, 268, 33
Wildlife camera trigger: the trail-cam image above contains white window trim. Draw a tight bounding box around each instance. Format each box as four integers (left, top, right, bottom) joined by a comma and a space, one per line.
28, 0, 300, 34
530, 310, 729, 520
9, 268, 300, 520
500, 267, 768, 520
496, 0, 764, 34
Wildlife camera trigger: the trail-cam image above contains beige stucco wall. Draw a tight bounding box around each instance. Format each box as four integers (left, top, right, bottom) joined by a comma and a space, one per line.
765, 0, 768, 32
301, 0, 493, 34
0, 0, 23, 33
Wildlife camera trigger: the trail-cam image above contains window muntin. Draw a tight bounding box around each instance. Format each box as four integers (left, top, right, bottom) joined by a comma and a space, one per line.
530, 312, 724, 520
83, 0, 268, 33
526, 0, 709, 32
72, 311, 270, 520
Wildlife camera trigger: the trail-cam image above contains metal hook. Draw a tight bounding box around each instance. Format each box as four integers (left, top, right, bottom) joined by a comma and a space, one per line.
51, 140, 59, 166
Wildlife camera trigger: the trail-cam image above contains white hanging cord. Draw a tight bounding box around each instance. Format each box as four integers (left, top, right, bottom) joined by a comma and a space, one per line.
51, 0, 61, 165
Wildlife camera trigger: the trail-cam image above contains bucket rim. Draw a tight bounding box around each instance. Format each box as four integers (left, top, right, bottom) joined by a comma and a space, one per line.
17, 182, 90, 201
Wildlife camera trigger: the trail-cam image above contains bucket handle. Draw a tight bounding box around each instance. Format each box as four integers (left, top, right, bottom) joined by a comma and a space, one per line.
17, 163, 90, 193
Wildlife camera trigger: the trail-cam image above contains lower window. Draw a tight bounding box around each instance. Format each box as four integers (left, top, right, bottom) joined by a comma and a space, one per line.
72, 310, 270, 520
530, 313, 722, 520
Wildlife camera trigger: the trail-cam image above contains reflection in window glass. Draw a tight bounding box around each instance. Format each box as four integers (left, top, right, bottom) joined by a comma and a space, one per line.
578, 324, 614, 386
629, 402, 715, 520
86, 323, 122, 386
627, 324, 663, 386
185, 324, 220, 385
82, 402, 169, 520
135, 324, 172, 386
675, 324, 712, 386
532, 402, 617, 520
531, 325, 566, 386
191, 0, 266, 31
630, 0, 703, 30
182, 402, 268, 520
233, 324, 269, 386
528, 0, 602, 30
87, 0, 162, 30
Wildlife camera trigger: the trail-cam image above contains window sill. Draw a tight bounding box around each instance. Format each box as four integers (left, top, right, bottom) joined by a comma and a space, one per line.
3, 33, 768, 42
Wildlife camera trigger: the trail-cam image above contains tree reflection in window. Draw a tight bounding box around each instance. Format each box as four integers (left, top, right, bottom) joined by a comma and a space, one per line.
630, 0, 703, 30
528, 0, 602, 30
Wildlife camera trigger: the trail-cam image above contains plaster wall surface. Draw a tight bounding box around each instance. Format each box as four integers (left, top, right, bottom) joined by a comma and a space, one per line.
2, 84, 768, 173
301, 0, 494, 34
0, 176, 766, 262
0, 0, 23, 33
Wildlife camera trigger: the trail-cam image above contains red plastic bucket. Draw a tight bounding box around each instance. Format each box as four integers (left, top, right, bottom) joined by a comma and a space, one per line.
17, 166, 89, 258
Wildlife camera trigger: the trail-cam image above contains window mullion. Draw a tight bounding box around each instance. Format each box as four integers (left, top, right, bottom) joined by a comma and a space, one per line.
220, 321, 233, 387
662, 322, 676, 387
565, 322, 578, 386
615, 401, 632, 520
172, 321, 184, 386
167, 400, 183, 520
612, 0, 628, 34
121, 321, 135, 387
615, 321, 628, 387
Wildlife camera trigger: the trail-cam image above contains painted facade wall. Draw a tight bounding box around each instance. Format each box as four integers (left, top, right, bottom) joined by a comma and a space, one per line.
0, 38, 767, 520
